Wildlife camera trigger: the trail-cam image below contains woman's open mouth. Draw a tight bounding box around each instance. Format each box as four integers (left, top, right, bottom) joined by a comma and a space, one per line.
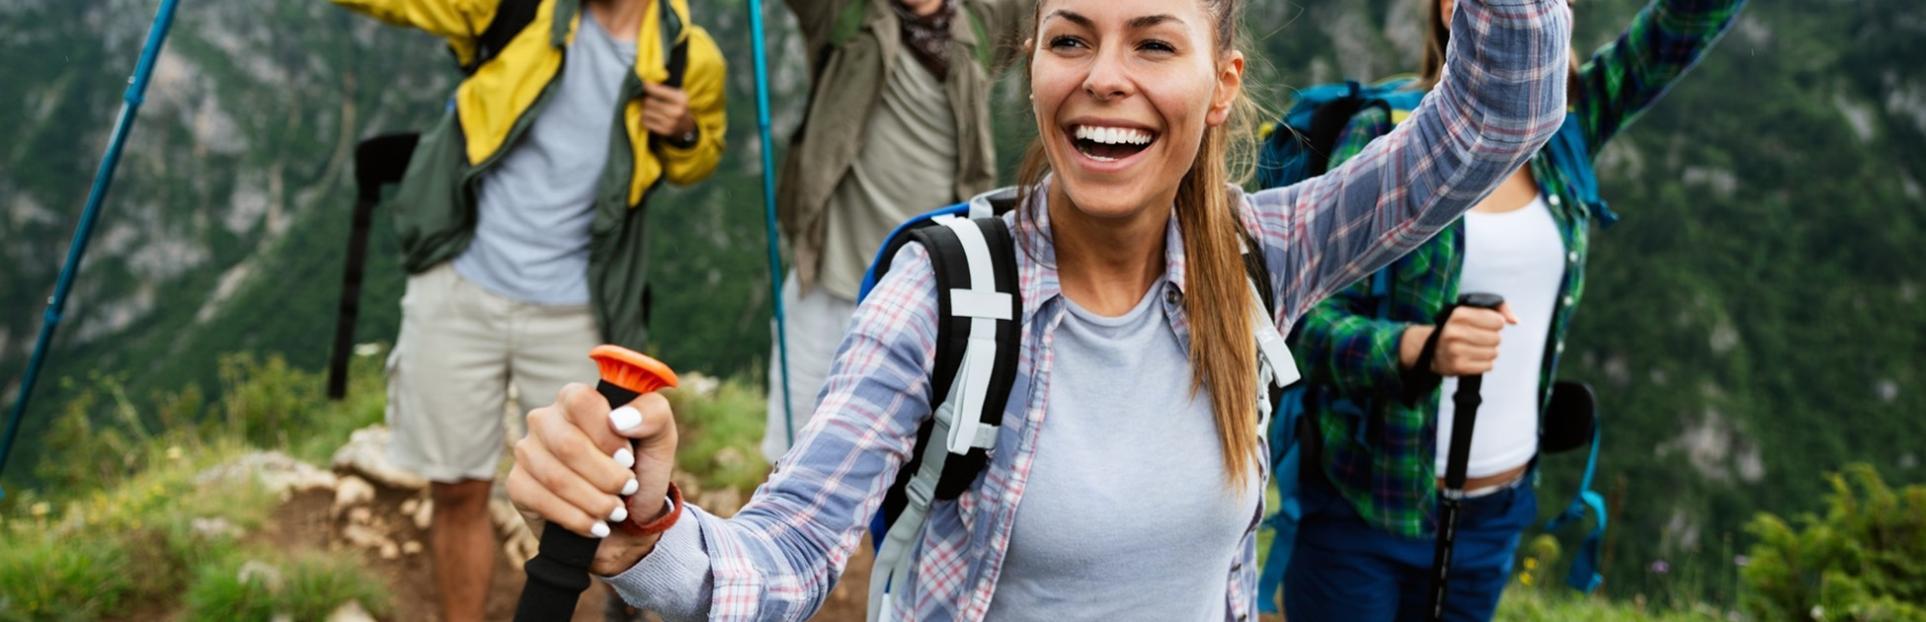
1069, 124, 1157, 163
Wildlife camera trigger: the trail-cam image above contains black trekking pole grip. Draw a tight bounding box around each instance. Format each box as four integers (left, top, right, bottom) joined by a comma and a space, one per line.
515, 346, 678, 622
1429, 292, 1504, 622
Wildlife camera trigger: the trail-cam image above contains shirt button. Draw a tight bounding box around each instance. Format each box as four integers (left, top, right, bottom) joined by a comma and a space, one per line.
1568, 251, 1579, 263
1548, 194, 1563, 207
1563, 295, 1575, 307
1557, 341, 1566, 354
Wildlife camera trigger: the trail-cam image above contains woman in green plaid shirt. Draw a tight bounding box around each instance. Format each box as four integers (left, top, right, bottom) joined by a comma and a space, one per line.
1282, 0, 1747, 619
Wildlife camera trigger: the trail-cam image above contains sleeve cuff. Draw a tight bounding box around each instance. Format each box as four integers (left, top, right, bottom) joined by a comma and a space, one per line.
602, 507, 712, 612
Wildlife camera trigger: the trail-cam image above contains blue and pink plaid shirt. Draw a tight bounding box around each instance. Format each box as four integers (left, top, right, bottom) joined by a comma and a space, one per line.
607, 0, 1571, 618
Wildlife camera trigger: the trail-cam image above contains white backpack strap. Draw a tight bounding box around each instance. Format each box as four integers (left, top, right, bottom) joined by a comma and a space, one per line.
868, 385, 961, 622
1249, 277, 1296, 436
867, 216, 1011, 621
931, 215, 1010, 455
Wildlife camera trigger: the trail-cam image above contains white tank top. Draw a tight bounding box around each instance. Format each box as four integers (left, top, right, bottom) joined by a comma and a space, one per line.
1435, 195, 1566, 478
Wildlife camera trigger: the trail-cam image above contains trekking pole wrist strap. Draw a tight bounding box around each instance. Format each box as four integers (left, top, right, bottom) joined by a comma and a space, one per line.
1401, 304, 1462, 404
618, 482, 684, 537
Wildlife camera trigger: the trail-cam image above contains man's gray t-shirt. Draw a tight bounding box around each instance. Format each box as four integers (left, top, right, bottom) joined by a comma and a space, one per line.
816, 45, 958, 301
454, 11, 635, 306
985, 280, 1261, 618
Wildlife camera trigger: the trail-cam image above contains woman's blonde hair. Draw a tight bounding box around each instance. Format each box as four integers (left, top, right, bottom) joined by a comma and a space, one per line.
1015, 0, 1264, 488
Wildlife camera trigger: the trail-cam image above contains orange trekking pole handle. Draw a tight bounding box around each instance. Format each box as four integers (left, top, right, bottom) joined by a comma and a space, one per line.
514, 345, 677, 621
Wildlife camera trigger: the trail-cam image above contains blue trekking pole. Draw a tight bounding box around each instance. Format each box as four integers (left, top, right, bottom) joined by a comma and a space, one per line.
746, 0, 795, 445
0, 0, 182, 499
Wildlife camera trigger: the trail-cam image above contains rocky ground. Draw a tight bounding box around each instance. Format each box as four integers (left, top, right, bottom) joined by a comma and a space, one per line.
212, 425, 871, 621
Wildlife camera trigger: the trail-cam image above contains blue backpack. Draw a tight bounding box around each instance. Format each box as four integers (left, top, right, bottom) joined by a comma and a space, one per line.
1253, 79, 1609, 613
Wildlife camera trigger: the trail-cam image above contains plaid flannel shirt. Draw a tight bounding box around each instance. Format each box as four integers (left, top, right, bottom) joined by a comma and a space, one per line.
604, 0, 1571, 618
1292, 0, 1747, 539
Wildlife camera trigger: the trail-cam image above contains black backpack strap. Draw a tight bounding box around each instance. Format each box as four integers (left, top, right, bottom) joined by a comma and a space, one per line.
659, 0, 690, 88
876, 216, 1022, 528
465, 0, 541, 75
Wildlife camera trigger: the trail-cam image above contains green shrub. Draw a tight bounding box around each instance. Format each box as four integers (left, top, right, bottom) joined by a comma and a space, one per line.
1740, 463, 1926, 621
0, 527, 135, 622
182, 553, 387, 622
666, 378, 771, 495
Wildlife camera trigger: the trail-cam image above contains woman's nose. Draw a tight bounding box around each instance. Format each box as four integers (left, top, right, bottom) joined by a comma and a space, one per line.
1081, 48, 1134, 101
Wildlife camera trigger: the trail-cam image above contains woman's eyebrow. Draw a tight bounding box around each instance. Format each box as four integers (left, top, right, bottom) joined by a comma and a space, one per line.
1128, 14, 1184, 30
1043, 10, 1187, 31
1043, 9, 1094, 28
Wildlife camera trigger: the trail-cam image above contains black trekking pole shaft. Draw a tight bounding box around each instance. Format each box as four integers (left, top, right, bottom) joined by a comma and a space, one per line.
325, 195, 377, 400
1429, 293, 1503, 622
514, 379, 640, 621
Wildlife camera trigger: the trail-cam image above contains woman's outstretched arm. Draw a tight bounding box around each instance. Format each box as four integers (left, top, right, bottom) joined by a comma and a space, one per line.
1245, 0, 1571, 328
1574, 0, 1748, 151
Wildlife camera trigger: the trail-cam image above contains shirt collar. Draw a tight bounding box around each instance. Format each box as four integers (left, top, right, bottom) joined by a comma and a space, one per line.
1012, 176, 1188, 317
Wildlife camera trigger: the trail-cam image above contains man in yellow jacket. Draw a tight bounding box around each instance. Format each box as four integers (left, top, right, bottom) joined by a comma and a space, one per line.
329, 0, 725, 619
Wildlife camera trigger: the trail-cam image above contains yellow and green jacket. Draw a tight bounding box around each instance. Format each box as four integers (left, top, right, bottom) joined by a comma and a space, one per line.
333, 0, 727, 349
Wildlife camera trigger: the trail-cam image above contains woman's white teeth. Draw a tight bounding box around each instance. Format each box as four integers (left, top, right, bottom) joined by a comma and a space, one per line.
1074, 125, 1153, 146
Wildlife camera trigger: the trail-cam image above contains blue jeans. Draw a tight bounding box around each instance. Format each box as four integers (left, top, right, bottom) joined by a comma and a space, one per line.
1283, 469, 1537, 622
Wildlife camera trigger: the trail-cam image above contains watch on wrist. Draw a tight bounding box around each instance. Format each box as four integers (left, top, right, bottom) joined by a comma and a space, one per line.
670, 126, 699, 149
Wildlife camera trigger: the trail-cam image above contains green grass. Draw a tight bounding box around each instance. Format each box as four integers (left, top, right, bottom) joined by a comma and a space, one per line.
182, 553, 389, 622
0, 346, 774, 620
1497, 588, 1731, 622
0, 351, 392, 621
666, 377, 772, 495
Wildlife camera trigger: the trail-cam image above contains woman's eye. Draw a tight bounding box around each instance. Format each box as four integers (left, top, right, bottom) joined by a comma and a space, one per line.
1048, 35, 1087, 50
1139, 39, 1177, 54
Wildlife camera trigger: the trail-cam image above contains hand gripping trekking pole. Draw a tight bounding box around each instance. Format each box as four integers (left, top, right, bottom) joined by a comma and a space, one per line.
514, 346, 678, 622
1429, 292, 1504, 622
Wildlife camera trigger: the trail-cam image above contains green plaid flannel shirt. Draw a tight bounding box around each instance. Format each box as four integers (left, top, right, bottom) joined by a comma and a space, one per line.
1292, 0, 1747, 538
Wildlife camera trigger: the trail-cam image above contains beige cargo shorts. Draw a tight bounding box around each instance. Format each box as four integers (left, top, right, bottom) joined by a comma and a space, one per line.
384, 263, 600, 483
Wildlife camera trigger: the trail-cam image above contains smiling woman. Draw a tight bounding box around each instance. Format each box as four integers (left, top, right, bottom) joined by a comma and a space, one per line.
503, 0, 1573, 619
1016, 0, 1268, 490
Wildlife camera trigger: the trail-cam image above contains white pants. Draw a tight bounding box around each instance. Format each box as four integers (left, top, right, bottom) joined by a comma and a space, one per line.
762, 272, 859, 463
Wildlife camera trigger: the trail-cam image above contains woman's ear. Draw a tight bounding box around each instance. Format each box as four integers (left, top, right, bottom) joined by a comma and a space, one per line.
1207, 51, 1246, 127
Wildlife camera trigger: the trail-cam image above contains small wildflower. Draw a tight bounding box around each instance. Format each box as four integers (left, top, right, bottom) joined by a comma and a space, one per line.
1650, 560, 1671, 574
1523, 557, 1538, 570
1811, 605, 1826, 620
1519, 572, 1534, 587
29, 502, 50, 518
166, 446, 183, 461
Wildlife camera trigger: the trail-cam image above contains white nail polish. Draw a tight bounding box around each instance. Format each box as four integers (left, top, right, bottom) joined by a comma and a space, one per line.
621, 478, 639, 496
610, 503, 629, 523
609, 406, 643, 433
590, 522, 610, 538
613, 447, 635, 469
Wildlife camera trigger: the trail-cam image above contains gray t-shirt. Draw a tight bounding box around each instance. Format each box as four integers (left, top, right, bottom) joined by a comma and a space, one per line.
454, 11, 636, 306
985, 280, 1260, 619
816, 46, 958, 301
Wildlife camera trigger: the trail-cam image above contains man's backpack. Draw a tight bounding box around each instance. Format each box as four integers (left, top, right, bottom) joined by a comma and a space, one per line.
854, 188, 1297, 621
462, 0, 690, 85
1251, 79, 1609, 613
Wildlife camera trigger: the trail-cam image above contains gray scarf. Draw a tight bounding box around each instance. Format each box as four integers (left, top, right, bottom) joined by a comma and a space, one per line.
893, 0, 955, 78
